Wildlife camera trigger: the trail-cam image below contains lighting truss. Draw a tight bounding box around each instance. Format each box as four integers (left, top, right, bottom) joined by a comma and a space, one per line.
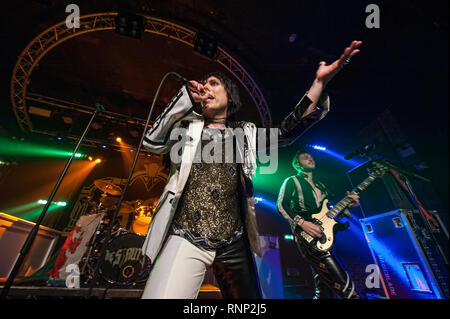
11, 12, 272, 136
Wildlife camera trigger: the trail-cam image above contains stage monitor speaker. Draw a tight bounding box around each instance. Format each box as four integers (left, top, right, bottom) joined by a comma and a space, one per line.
254, 235, 284, 299
360, 209, 449, 299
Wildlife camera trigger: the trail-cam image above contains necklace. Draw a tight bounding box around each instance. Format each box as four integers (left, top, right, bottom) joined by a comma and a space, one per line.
204, 117, 227, 124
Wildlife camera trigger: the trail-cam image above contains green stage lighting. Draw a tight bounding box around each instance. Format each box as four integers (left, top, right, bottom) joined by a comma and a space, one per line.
37, 199, 67, 206
0, 137, 86, 159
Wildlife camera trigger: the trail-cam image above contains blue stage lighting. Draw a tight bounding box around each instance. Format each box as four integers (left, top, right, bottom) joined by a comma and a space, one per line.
312, 145, 327, 151
307, 144, 363, 167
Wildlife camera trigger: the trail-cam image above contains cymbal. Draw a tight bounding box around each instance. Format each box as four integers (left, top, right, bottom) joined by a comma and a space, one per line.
99, 196, 118, 209
94, 180, 122, 195
118, 201, 136, 214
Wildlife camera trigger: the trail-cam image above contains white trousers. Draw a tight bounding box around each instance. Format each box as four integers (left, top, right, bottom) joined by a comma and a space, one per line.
141, 235, 216, 299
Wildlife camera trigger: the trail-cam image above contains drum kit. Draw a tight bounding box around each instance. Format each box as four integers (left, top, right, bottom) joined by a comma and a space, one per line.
80, 180, 157, 287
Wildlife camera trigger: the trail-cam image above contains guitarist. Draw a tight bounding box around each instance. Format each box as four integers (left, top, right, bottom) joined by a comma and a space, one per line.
277, 149, 362, 299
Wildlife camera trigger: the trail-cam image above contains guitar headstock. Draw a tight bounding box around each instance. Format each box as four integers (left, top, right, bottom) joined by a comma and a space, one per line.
367, 161, 388, 177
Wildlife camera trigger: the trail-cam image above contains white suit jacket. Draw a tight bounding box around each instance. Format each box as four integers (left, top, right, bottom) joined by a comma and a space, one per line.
141, 86, 330, 263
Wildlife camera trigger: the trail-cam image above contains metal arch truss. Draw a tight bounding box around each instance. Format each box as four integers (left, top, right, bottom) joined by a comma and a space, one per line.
11, 12, 272, 134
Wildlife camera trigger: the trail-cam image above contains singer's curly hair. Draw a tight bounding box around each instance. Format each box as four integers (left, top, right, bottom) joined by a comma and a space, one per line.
200, 71, 242, 118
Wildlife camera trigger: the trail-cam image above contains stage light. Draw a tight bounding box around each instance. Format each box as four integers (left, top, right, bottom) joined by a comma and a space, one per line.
0, 137, 87, 158
284, 234, 294, 241
116, 137, 122, 142
311, 145, 327, 151
194, 31, 218, 59
57, 137, 62, 141
102, 145, 107, 149
305, 144, 363, 167
289, 33, 297, 43
115, 12, 144, 39
130, 149, 134, 152
65, 152, 85, 158
88, 156, 93, 161
95, 158, 102, 164
37, 199, 67, 206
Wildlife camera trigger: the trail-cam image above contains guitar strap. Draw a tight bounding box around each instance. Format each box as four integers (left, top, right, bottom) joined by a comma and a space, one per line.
291, 176, 305, 210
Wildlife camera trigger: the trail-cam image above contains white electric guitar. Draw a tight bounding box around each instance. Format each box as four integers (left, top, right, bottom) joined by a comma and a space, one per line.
295, 162, 387, 252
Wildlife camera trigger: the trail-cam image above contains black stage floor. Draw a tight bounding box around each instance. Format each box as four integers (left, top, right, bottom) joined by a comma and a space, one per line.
0, 284, 222, 299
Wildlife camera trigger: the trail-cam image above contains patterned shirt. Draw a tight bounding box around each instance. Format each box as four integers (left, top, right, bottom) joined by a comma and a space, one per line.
170, 128, 243, 250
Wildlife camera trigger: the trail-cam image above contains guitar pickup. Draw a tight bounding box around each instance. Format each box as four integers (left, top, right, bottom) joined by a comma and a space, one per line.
301, 232, 313, 242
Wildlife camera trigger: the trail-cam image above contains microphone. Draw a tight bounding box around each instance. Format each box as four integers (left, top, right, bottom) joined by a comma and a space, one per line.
344, 144, 375, 160
170, 72, 203, 95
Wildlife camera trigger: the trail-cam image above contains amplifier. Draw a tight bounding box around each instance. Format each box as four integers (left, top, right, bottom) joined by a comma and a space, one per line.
360, 209, 449, 299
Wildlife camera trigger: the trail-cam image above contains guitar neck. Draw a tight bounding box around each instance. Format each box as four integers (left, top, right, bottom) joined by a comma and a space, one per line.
327, 175, 377, 219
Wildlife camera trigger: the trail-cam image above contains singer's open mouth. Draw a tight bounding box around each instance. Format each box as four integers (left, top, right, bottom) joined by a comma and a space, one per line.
202, 95, 214, 107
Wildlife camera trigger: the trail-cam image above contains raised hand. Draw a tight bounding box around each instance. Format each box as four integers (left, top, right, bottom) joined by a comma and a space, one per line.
315, 40, 363, 85
346, 191, 360, 208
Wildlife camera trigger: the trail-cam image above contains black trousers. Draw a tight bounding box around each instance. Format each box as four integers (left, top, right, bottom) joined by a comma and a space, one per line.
212, 236, 261, 299
296, 240, 361, 299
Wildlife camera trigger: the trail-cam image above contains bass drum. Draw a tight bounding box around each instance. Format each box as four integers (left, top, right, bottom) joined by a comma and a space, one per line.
99, 232, 152, 286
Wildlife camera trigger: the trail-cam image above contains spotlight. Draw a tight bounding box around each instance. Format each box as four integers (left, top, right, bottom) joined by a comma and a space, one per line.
88, 156, 93, 161
193, 31, 218, 59
57, 137, 62, 141
66, 152, 85, 158
115, 12, 144, 39
62, 116, 73, 124
308, 144, 327, 151
116, 137, 122, 143
56, 201, 67, 207
37, 200, 48, 205
95, 158, 102, 164
313, 145, 326, 151
289, 33, 297, 43
102, 145, 107, 149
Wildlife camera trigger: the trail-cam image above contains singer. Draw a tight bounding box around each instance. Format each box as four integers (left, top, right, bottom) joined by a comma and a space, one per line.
140, 40, 362, 299
277, 149, 362, 298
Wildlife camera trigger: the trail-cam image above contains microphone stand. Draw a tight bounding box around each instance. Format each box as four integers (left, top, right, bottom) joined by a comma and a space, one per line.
85, 72, 181, 298
0, 104, 105, 299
